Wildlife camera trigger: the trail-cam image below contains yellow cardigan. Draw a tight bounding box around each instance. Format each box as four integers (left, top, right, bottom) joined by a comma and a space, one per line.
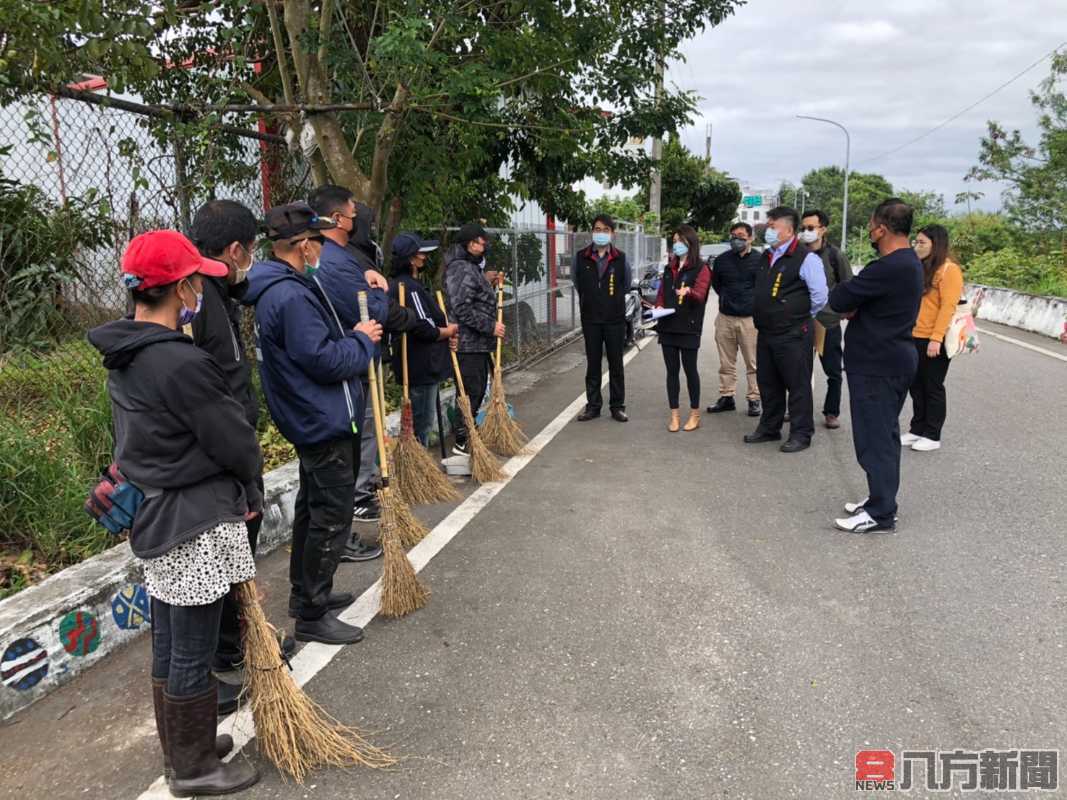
913, 260, 964, 343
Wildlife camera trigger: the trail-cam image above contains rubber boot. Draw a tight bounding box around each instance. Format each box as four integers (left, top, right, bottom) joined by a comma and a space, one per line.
668, 409, 681, 432
683, 410, 701, 431
165, 681, 259, 797
153, 678, 234, 781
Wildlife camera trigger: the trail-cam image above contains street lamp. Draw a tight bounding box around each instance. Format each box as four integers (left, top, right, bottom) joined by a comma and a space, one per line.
797, 115, 851, 258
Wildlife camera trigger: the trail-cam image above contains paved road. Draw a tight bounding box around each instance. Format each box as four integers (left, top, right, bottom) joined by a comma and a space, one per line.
2, 321, 1065, 799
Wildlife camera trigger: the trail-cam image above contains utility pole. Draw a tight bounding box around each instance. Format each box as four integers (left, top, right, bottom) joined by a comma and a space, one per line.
705, 122, 712, 164
797, 115, 851, 257
648, 0, 665, 240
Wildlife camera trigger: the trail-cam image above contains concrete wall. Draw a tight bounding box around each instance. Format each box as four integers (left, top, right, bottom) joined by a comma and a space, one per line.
0, 395, 453, 721
967, 283, 1067, 339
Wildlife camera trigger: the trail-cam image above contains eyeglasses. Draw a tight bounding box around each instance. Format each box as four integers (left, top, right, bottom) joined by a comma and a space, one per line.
800, 225, 820, 232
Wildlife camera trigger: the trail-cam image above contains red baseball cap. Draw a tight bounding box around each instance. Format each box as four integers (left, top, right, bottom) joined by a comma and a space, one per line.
121, 230, 229, 289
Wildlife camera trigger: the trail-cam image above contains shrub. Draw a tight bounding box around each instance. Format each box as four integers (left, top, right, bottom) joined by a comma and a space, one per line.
968, 248, 1067, 298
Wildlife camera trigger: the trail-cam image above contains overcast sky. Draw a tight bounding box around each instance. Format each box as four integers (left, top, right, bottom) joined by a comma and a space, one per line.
604, 0, 1066, 214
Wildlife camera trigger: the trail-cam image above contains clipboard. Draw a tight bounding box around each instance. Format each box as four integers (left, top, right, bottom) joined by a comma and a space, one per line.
813, 319, 826, 356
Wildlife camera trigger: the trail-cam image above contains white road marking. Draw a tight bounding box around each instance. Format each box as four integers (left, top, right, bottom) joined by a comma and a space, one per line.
137, 335, 654, 799
977, 327, 1067, 363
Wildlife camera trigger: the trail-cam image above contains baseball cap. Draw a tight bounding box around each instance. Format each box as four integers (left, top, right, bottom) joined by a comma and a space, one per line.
456, 222, 488, 245
121, 230, 229, 289
264, 202, 337, 242
391, 232, 440, 262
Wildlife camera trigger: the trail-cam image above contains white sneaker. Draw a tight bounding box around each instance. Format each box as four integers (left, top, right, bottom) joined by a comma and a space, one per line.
834, 510, 894, 533
441, 454, 472, 476
911, 437, 941, 452
900, 432, 920, 446
844, 497, 869, 514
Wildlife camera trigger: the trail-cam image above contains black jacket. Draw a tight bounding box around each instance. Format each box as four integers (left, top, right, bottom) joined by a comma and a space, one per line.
753, 239, 813, 335
190, 276, 258, 427
87, 320, 263, 559
443, 243, 497, 353
711, 248, 762, 317
574, 245, 629, 324
388, 271, 449, 385
655, 257, 713, 348
811, 243, 853, 328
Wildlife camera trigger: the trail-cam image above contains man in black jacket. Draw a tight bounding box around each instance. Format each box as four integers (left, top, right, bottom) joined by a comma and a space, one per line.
799, 210, 854, 429
745, 206, 828, 453
708, 221, 763, 417
189, 200, 293, 712
829, 198, 923, 534
574, 213, 630, 422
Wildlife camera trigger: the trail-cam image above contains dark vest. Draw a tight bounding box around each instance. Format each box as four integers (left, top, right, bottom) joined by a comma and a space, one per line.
656, 258, 709, 339
575, 245, 627, 324
753, 239, 812, 335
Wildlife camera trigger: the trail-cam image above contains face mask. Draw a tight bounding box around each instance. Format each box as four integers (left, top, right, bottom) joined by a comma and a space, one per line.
730, 237, 748, 253
177, 282, 203, 327
233, 247, 254, 283
913, 241, 931, 260
672, 242, 689, 258
870, 235, 881, 255
764, 227, 780, 247
592, 232, 612, 248
303, 242, 320, 277
799, 230, 819, 244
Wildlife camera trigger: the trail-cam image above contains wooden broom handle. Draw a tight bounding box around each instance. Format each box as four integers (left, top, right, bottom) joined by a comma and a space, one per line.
398, 282, 410, 403
436, 289, 466, 397
495, 283, 504, 376
358, 291, 390, 482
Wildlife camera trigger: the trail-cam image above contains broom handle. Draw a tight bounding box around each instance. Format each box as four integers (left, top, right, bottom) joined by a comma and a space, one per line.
377, 357, 387, 429
495, 283, 504, 378
399, 282, 410, 403
436, 290, 466, 397
358, 291, 390, 484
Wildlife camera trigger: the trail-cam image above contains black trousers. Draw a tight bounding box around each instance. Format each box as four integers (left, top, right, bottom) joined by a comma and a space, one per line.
755, 325, 814, 442
848, 372, 912, 525
662, 344, 701, 409
582, 321, 626, 412
819, 325, 843, 417
290, 435, 361, 620
454, 351, 492, 447
909, 338, 951, 441
213, 475, 264, 671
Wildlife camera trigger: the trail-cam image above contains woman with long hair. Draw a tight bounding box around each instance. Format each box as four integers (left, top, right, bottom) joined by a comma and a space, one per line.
903, 224, 964, 452
654, 224, 713, 432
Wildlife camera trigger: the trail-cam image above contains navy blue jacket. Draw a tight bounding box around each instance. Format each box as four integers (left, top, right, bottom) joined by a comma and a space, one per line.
829, 247, 923, 377
243, 258, 376, 448
315, 239, 389, 359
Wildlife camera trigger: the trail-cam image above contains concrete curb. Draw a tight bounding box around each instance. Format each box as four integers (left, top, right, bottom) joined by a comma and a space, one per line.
0, 390, 456, 721
967, 283, 1066, 339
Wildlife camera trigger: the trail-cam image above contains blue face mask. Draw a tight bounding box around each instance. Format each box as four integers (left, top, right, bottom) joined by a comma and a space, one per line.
764, 227, 780, 247
672, 242, 689, 258
592, 232, 612, 248
177, 282, 203, 327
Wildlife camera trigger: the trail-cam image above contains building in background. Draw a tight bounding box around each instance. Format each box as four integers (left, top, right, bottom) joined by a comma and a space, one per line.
734, 186, 779, 226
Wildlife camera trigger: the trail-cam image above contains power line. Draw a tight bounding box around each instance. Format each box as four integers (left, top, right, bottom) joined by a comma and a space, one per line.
860, 41, 1066, 165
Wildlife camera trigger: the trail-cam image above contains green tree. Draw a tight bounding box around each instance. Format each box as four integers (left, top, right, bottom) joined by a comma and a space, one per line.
967, 52, 1066, 237
638, 136, 740, 234
799, 166, 894, 245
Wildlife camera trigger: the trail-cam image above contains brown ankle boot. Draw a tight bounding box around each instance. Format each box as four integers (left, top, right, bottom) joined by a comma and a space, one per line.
668, 409, 681, 432
152, 679, 235, 781
683, 410, 701, 431
165, 681, 258, 797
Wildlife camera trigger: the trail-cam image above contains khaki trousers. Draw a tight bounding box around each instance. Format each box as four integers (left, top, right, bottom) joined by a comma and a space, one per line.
713, 313, 759, 401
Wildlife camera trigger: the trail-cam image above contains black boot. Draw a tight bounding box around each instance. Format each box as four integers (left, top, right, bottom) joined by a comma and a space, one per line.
153, 678, 234, 781
706, 396, 736, 413
295, 613, 366, 645
165, 681, 259, 797
288, 591, 356, 619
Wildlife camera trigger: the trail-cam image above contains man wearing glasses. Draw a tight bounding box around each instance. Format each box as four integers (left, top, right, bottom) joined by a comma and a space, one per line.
245, 203, 383, 645
799, 210, 853, 429
574, 213, 631, 423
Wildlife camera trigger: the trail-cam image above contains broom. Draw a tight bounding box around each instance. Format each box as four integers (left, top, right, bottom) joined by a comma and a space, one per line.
435, 290, 505, 483
391, 282, 461, 505
478, 279, 527, 456
359, 291, 430, 616
236, 580, 396, 782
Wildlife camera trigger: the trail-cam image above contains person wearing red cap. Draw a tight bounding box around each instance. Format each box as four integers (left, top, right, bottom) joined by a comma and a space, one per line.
88, 230, 264, 796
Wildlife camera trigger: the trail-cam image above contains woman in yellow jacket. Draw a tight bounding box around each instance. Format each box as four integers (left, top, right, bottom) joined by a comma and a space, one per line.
902, 224, 964, 452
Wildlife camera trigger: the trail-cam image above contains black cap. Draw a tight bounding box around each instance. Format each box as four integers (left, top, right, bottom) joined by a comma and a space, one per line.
392, 232, 440, 262
456, 222, 488, 245
264, 202, 337, 241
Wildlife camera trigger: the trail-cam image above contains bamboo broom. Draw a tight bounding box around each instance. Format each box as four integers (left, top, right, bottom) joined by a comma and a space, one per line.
236, 580, 396, 782
359, 291, 430, 615
392, 283, 461, 505
436, 290, 504, 483
478, 279, 527, 456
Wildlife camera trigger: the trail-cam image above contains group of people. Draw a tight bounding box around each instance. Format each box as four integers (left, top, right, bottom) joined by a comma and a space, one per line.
573, 200, 967, 534
89, 189, 504, 795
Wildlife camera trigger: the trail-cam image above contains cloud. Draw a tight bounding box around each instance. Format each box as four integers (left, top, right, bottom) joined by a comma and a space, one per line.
827, 20, 901, 44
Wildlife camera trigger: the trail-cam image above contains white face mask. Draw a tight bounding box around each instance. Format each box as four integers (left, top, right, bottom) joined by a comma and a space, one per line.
799, 230, 819, 244
233, 246, 254, 283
